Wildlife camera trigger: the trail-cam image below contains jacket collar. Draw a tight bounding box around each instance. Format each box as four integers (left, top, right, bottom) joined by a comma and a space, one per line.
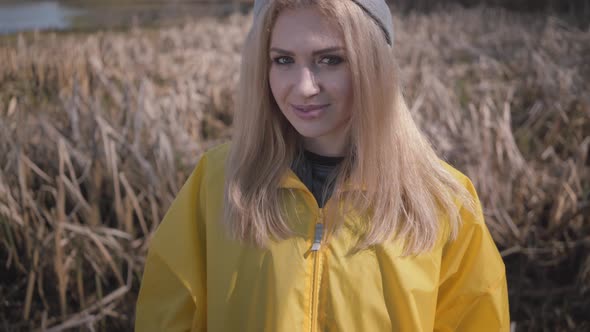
279, 169, 366, 192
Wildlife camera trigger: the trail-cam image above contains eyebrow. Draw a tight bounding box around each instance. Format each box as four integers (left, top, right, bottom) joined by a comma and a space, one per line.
269, 46, 345, 56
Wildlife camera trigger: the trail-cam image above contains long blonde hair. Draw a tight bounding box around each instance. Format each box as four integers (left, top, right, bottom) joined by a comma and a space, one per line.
224, 0, 475, 255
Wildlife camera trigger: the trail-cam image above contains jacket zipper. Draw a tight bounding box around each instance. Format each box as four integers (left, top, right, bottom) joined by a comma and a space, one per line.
309, 210, 324, 332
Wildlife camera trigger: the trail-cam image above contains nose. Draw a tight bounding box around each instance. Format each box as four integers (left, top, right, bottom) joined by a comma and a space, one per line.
294, 66, 320, 98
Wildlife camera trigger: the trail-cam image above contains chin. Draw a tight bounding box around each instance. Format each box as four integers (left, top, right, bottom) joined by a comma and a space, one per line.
290, 125, 326, 139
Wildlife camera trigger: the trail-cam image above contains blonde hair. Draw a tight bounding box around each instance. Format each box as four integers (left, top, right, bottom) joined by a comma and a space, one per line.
224, 0, 475, 255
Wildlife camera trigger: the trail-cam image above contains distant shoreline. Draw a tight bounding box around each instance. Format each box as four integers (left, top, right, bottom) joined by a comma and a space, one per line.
0, 1, 253, 36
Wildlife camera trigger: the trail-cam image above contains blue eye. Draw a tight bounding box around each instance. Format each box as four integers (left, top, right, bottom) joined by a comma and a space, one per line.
273, 56, 294, 65
319, 55, 343, 65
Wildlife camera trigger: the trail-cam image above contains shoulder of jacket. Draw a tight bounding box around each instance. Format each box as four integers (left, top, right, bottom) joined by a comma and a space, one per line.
438, 159, 472, 189
202, 142, 231, 163
201, 142, 230, 165
194, 142, 231, 174
189, 142, 231, 192
437, 159, 485, 229
148, 144, 231, 256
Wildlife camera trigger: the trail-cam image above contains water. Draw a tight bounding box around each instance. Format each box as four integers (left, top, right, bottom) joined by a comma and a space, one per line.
0, 1, 75, 34
0, 0, 250, 35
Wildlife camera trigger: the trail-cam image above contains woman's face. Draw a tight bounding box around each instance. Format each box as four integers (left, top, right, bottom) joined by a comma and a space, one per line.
269, 6, 353, 156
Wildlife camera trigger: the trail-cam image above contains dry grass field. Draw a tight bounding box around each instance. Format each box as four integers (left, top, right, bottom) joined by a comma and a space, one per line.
0, 5, 588, 331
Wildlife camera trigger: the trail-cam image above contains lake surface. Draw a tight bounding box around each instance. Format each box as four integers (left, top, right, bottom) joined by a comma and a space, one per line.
0, 0, 252, 35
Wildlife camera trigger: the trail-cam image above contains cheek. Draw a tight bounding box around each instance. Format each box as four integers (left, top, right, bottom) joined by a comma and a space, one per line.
269, 68, 285, 103
327, 71, 353, 103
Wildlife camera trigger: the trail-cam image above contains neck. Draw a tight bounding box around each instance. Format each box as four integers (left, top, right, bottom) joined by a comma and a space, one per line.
302, 131, 349, 157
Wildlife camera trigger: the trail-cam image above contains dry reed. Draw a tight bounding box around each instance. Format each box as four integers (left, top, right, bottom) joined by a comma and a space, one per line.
0, 6, 588, 331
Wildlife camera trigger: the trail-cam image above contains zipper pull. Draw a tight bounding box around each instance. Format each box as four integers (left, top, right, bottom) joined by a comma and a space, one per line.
310, 223, 324, 251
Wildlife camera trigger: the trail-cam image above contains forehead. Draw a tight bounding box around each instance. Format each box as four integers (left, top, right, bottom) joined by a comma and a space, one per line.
269, 6, 344, 50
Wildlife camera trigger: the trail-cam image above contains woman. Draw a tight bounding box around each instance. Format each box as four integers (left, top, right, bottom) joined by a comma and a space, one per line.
135, 0, 510, 331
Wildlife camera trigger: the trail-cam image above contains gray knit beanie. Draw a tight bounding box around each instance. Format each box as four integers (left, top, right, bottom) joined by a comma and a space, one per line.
252, 0, 394, 46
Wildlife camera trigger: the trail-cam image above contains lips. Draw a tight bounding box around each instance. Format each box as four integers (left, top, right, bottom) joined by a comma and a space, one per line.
290, 103, 330, 120
292, 104, 330, 112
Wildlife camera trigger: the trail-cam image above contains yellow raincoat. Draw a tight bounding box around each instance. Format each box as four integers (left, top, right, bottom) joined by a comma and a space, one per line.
135, 143, 509, 331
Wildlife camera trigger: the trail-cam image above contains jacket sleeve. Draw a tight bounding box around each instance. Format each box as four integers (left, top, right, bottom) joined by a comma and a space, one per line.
135, 156, 208, 332
434, 176, 510, 332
